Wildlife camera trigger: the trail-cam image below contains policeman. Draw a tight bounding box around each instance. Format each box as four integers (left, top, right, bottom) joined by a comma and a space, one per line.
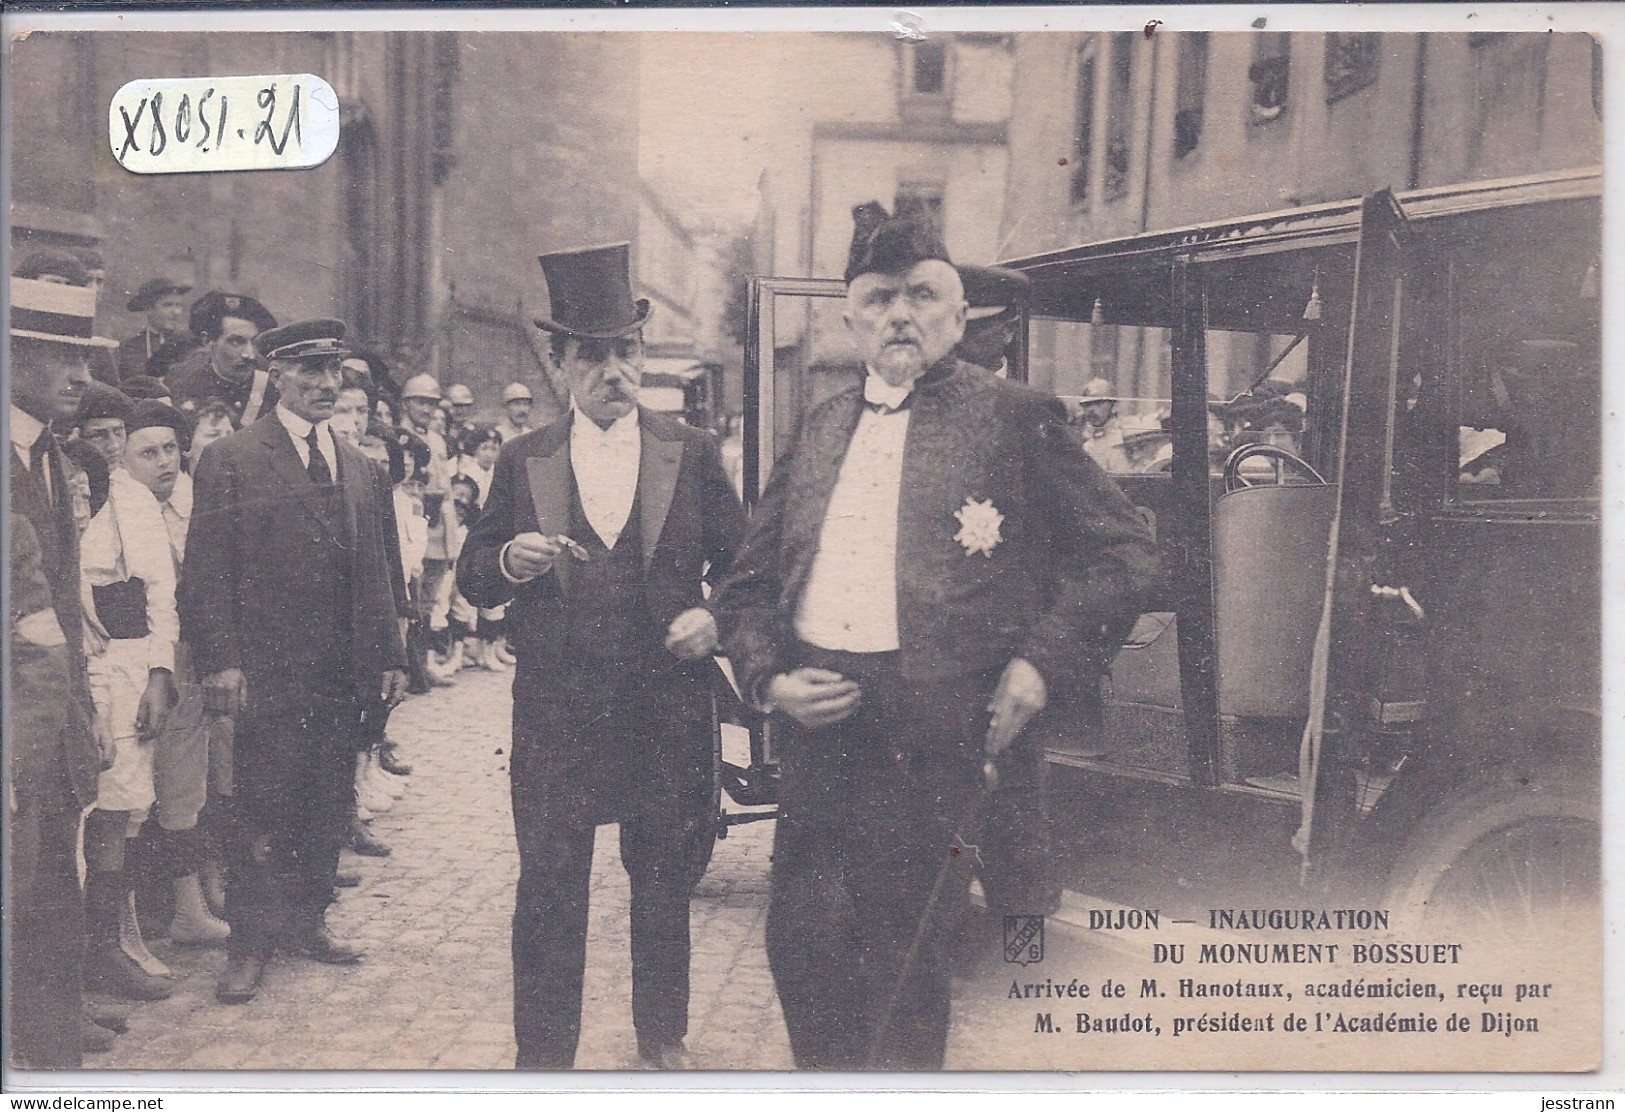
118, 278, 194, 381
165, 292, 279, 425
954, 264, 1030, 378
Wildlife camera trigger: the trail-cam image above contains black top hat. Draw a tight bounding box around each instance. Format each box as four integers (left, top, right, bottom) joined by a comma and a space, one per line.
189, 291, 278, 338
127, 277, 194, 313
533, 243, 651, 340
257, 318, 351, 363
959, 264, 1031, 321
844, 201, 953, 283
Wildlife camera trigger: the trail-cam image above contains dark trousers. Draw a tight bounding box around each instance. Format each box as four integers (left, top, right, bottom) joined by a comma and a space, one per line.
766, 646, 992, 1071
510, 811, 697, 1069
226, 702, 360, 955
6, 764, 84, 1068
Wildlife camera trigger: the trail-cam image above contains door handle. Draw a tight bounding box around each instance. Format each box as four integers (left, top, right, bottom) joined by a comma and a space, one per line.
1369, 584, 1425, 621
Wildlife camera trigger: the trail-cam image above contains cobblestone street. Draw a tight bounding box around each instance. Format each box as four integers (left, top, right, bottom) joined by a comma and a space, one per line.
82, 667, 1100, 1076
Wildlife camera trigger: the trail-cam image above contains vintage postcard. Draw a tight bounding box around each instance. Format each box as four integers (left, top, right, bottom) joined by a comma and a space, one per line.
3, 4, 1616, 1088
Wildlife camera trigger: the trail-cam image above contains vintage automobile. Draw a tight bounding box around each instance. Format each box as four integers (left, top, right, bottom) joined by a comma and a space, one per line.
738, 167, 1601, 939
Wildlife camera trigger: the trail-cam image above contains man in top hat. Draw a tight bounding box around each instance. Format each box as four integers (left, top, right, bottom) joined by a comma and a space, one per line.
496, 381, 536, 444
178, 318, 408, 1005
459, 242, 747, 1070
8, 255, 118, 1066
714, 203, 1157, 1069
164, 291, 278, 424
117, 277, 194, 382
954, 264, 1030, 379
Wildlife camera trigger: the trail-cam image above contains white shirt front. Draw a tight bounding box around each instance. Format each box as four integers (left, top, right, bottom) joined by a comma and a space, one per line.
159, 470, 192, 568
569, 406, 641, 550
794, 378, 912, 653
275, 404, 338, 479
81, 468, 180, 673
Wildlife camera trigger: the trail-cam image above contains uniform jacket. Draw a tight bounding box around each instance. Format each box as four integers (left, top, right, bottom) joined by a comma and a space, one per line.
9, 441, 100, 806
458, 407, 746, 671
177, 413, 407, 714
166, 350, 278, 426
717, 359, 1159, 705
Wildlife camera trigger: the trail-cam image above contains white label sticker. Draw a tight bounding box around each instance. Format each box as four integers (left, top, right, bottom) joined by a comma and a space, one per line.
108, 74, 340, 174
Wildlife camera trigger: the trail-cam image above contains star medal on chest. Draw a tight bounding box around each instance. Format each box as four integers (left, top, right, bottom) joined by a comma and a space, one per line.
954, 496, 1004, 557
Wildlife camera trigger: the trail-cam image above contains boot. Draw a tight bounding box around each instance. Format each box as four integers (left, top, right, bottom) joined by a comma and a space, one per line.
348, 817, 392, 857
85, 1000, 130, 1034
199, 856, 228, 920
85, 874, 173, 1001
377, 741, 413, 777
118, 889, 172, 978
169, 873, 231, 945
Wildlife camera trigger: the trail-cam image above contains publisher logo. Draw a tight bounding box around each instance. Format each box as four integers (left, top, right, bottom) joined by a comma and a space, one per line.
1003, 915, 1044, 966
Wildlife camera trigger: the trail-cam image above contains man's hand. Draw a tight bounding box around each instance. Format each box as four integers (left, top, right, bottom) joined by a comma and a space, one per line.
93, 708, 116, 770
767, 667, 862, 729
135, 669, 177, 742
503, 532, 573, 580
202, 667, 247, 717
664, 607, 719, 661
986, 657, 1046, 756
380, 668, 410, 708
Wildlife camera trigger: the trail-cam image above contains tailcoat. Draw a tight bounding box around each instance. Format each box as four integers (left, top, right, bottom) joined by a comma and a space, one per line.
716, 358, 1158, 1069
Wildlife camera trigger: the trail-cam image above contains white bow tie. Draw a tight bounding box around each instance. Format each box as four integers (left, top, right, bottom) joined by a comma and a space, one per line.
863, 375, 913, 413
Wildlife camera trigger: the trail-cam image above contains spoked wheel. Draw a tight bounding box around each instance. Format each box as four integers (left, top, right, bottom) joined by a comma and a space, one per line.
1383, 769, 1599, 945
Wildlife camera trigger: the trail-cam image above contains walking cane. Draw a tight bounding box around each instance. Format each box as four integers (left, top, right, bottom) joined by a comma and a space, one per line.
864, 758, 1000, 1070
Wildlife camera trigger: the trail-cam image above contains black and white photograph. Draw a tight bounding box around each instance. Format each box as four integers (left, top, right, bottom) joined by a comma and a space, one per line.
2, 6, 1614, 1085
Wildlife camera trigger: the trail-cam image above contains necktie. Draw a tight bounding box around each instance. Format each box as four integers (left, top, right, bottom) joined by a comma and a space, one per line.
305, 427, 332, 485
29, 429, 53, 505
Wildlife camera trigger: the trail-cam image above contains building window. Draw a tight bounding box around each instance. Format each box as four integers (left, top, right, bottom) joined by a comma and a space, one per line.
894, 181, 944, 228
1104, 31, 1134, 200
1324, 32, 1380, 104
1249, 31, 1292, 122
1070, 39, 1097, 206
1174, 32, 1210, 159
911, 41, 947, 95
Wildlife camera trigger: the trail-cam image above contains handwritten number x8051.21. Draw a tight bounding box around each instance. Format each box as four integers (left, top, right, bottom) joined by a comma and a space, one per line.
115, 83, 301, 164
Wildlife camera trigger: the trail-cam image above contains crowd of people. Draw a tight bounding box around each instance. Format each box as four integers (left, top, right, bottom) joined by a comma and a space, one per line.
7, 246, 544, 1066
12, 202, 1160, 1075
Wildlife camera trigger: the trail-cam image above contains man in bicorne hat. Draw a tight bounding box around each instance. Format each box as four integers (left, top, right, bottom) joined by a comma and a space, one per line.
165, 291, 279, 425
459, 242, 746, 1070
8, 254, 117, 1066
179, 318, 408, 1005
715, 203, 1157, 1069
117, 277, 194, 382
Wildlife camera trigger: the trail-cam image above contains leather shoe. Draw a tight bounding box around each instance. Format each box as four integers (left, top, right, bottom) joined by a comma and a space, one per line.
333, 870, 362, 888
293, 925, 364, 965
348, 820, 392, 857
85, 1000, 130, 1033
217, 951, 268, 1003
637, 1040, 697, 1070
377, 743, 413, 777
81, 1019, 116, 1054
87, 944, 173, 1001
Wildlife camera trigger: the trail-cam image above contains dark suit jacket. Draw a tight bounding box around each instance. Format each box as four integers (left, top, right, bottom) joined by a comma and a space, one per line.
177, 413, 407, 715
458, 408, 746, 670
9, 440, 100, 807
717, 359, 1159, 705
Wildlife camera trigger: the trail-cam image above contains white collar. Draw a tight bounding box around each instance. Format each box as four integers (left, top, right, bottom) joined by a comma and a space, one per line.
862, 372, 914, 412
570, 404, 640, 444
10, 404, 46, 459
275, 403, 328, 441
